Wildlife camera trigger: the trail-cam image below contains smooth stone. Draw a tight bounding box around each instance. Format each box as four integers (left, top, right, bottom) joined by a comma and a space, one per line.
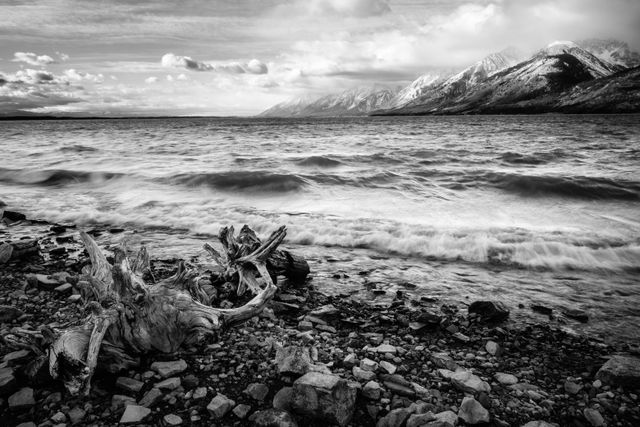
119, 405, 151, 424
583, 408, 605, 427
372, 343, 397, 354
163, 414, 183, 426
450, 370, 491, 394
150, 359, 187, 378
273, 387, 294, 411
458, 396, 490, 424
494, 372, 518, 385
485, 341, 502, 356
383, 380, 416, 398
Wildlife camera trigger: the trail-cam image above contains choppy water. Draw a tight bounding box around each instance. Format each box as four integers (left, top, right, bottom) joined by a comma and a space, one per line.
1, 115, 639, 342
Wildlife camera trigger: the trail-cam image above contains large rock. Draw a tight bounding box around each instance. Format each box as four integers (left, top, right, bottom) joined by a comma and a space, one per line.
0, 305, 24, 323
450, 370, 491, 394
119, 405, 151, 424
468, 301, 510, 322
458, 396, 490, 424
250, 409, 299, 427
376, 408, 412, 427
207, 393, 235, 418
150, 359, 187, 378
9, 387, 35, 409
276, 346, 312, 375
291, 372, 357, 426
595, 355, 640, 389
0, 243, 13, 264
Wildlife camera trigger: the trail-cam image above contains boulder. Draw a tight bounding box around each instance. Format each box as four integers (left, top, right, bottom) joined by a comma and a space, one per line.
291, 372, 357, 426
9, 387, 35, 409
207, 393, 235, 418
119, 405, 151, 424
450, 370, 491, 394
245, 383, 270, 401
458, 396, 490, 424
595, 355, 640, 389
250, 409, 299, 427
273, 387, 294, 411
150, 359, 187, 378
468, 301, 509, 322
376, 408, 412, 427
276, 346, 312, 375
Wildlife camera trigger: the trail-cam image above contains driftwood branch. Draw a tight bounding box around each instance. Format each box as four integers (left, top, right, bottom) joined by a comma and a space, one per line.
48, 225, 307, 395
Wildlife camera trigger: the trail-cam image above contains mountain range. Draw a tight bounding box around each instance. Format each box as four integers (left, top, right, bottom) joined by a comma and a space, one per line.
259, 39, 640, 117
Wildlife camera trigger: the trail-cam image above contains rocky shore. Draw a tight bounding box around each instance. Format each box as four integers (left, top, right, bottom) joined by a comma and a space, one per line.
1, 210, 639, 427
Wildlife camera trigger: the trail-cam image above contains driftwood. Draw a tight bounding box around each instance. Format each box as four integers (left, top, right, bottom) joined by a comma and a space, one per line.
48, 225, 306, 395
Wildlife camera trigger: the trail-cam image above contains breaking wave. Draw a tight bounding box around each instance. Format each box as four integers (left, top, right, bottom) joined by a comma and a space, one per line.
295, 155, 343, 168
167, 171, 307, 193
0, 168, 123, 186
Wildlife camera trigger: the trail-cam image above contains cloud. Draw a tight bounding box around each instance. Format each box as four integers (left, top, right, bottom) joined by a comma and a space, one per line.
12, 52, 56, 66
145, 76, 158, 84
57, 52, 70, 62
63, 69, 104, 83
14, 68, 57, 84
306, 0, 391, 17
161, 53, 269, 74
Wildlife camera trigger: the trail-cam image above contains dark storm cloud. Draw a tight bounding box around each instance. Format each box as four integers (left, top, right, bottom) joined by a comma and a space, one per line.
161, 54, 268, 74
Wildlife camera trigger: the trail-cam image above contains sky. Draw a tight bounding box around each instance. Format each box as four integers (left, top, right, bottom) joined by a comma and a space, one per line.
0, 0, 639, 116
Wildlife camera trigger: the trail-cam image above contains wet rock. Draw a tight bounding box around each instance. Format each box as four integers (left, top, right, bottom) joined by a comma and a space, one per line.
433, 410, 458, 426
407, 412, 436, 427
273, 387, 294, 411
360, 358, 379, 372
595, 355, 640, 389
250, 409, 299, 427
362, 380, 382, 400
163, 414, 183, 426
376, 408, 412, 427
276, 346, 312, 375
353, 366, 377, 381
156, 377, 181, 391
468, 300, 510, 322
150, 359, 187, 378
583, 408, 604, 426
120, 405, 151, 424
245, 383, 270, 401
0, 243, 13, 264
494, 373, 518, 385
291, 372, 357, 426
112, 394, 136, 409
564, 379, 582, 394
207, 393, 235, 418
431, 353, 459, 371
458, 396, 489, 424
138, 388, 162, 407
2, 210, 26, 222
116, 376, 144, 393
9, 387, 35, 409
485, 341, 502, 356
379, 361, 397, 374
450, 370, 491, 394
233, 404, 252, 419
67, 407, 86, 425
0, 305, 24, 323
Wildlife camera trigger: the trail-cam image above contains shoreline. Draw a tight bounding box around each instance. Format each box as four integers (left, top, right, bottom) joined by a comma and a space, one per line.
1, 211, 639, 426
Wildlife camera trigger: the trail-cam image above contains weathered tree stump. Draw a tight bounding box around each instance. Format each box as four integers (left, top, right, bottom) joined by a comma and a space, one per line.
48, 225, 306, 395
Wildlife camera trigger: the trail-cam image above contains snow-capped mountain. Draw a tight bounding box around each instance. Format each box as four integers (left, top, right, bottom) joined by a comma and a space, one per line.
578, 39, 640, 68
378, 41, 631, 115
259, 86, 399, 117
387, 73, 443, 108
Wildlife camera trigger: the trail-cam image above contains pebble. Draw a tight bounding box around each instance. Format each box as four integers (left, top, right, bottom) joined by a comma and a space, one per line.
163, 414, 183, 426
494, 372, 518, 385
